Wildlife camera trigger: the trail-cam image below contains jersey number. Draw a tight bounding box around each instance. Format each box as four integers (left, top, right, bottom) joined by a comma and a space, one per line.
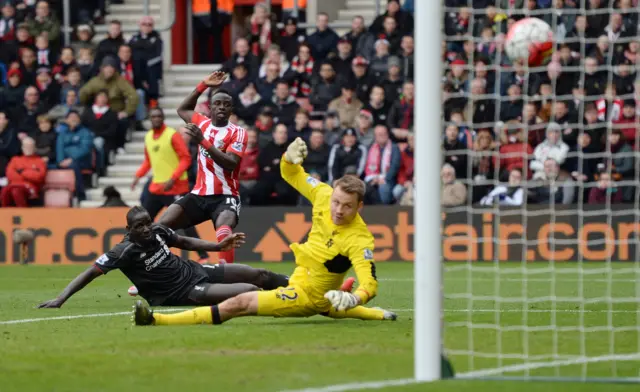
226, 197, 241, 214
277, 287, 298, 301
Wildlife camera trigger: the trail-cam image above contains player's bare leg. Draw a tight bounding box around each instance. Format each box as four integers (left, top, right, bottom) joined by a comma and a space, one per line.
157, 204, 194, 230
214, 210, 237, 264
139, 291, 259, 326
322, 307, 397, 321
220, 264, 289, 290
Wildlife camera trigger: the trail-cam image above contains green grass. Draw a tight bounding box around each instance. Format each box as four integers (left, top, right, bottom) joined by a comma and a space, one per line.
0, 262, 639, 391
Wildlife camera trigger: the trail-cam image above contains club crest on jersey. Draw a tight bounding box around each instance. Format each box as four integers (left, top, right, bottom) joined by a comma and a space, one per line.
306, 176, 319, 187
231, 141, 243, 152
363, 249, 373, 260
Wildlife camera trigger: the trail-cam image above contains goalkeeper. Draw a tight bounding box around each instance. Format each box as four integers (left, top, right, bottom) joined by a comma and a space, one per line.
133, 137, 397, 326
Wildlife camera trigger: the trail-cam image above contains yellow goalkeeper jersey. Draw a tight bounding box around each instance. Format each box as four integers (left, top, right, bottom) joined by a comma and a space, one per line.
280, 158, 378, 305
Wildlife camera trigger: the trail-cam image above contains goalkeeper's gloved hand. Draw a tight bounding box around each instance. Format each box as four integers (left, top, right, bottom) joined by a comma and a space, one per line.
284, 137, 308, 165
324, 290, 359, 311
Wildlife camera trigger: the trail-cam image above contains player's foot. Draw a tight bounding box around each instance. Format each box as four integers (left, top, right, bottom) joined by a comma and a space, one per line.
340, 277, 355, 292
128, 286, 138, 296
373, 307, 397, 321
132, 300, 154, 326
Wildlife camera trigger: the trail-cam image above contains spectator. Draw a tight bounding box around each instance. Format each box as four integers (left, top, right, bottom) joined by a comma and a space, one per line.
256, 62, 281, 100
612, 62, 635, 99
495, 121, 533, 179
567, 131, 602, 190
286, 43, 314, 98
302, 129, 330, 182
469, 128, 497, 203
382, 56, 404, 104
531, 123, 570, 179
355, 109, 375, 148
48, 89, 83, 123
267, 80, 299, 127
101, 186, 128, 207
323, 110, 343, 146
238, 128, 260, 205
95, 20, 124, 68
254, 106, 275, 148
380, 16, 402, 55
59, 67, 83, 102
221, 62, 251, 98
588, 170, 623, 204
81, 90, 118, 169
613, 100, 638, 149
566, 14, 589, 57
328, 80, 362, 129
330, 38, 354, 78
363, 85, 391, 127
129, 16, 163, 108
71, 24, 96, 54
500, 83, 523, 122
235, 82, 265, 125
247, 2, 274, 59
465, 78, 495, 128
55, 110, 94, 201
394, 132, 414, 203
606, 128, 634, 200
327, 128, 367, 184
531, 158, 575, 204
117, 43, 148, 129
34, 33, 55, 70
443, 123, 469, 179
289, 108, 312, 143
79, 56, 139, 153
18, 47, 37, 86
306, 12, 339, 61
369, 39, 391, 79
2, 68, 26, 108
34, 68, 58, 110
51, 46, 77, 84
550, 100, 579, 145
364, 125, 400, 205
11, 86, 46, 138
370, 0, 413, 36
522, 102, 546, 147
258, 44, 289, 78
387, 81, 414, 143
276, 17, 305, 62
251, 123, 296, 206
351, 56, 372, 103
14, 23, 33, 56
399, 35, 414, 81
26, 1, 59, 47
222, 38, 260, 79
480, 168, 525, 206
345, 16, 367, 57
0, 136, 46, 207
0, 2, 16, 42
441, 162, 467, 207
0, 110, 19, 177
76, 47, 94, 82
583, 56, 606, 98
34, 114, 56, 164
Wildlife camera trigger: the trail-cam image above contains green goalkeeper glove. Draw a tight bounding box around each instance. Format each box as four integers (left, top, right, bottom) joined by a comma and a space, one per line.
284, 137, 308, 165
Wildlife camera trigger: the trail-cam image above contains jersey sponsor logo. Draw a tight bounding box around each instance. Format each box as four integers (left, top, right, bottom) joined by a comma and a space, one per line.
306, 176, 319, 187
364, 248, 373, 260
96, 254, 109, 265
140, 253, 146, 259
194, 285, 205, 292
143, 235, 171, 271
230, 141, 243, 152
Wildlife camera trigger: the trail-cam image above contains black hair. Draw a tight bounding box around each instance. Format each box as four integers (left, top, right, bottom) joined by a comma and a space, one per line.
149, 107, 164, 116
275, 79, 289, 87
126, 206, 148, 226
211, 88, 232, 99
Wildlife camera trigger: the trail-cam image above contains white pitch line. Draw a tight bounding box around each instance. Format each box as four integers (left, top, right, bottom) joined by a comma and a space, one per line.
0, 308, 183, 325
382, 278, 640, 283
280, 378, 418, 392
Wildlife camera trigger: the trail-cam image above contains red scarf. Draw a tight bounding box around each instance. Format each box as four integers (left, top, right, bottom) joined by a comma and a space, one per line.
251, 18, 272, 57
255, 118, 273, 132
400, 97, 414, 129
365, 140, 393, 182
92, 105, 109, 119
121, 61, 134, 85
289, 55, 314, 97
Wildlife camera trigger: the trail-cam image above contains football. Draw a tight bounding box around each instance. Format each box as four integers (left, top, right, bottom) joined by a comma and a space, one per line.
505, 17, 554, 67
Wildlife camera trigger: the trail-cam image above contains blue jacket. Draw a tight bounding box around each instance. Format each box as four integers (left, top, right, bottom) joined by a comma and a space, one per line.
56, 124, 94, 169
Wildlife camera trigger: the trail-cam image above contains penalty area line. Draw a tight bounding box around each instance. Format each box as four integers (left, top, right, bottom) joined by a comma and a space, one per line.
0, 308, 184, 325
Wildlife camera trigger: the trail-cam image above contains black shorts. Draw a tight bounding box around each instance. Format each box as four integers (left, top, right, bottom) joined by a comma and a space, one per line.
143, 193, 182, 220
163, 263, 228, 306
173, 193, 241, 227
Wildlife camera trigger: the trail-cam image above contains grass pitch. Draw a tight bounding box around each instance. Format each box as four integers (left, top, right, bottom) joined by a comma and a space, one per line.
0, 262, 638, 391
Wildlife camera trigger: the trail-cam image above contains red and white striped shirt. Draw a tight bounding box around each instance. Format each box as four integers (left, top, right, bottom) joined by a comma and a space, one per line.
191, 112, 248, 196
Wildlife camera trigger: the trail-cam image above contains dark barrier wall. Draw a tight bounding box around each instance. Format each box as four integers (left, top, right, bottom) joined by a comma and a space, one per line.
0, 206, 638, 264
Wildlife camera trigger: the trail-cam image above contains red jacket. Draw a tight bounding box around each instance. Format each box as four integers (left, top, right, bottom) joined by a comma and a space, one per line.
239, 146, 260, 181
397, 146, 414, 185
613, 115, 638, 149
495, 142, 533, 177
6, 155, 47, 198
588, 187, 623, 204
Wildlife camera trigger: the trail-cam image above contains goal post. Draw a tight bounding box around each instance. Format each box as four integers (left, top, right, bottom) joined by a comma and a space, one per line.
428, 0, 640, 383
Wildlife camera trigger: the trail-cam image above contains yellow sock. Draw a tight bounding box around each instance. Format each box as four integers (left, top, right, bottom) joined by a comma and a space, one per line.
153, 307, 213, 326
326, 306, 384, 320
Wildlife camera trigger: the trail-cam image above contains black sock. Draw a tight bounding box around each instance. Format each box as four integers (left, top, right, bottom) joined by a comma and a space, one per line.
211, 305, 223, 324
262, 271, 290, 290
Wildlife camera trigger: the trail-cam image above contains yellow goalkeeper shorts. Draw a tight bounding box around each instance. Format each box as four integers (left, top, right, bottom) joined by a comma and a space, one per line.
257, 286, 325, 318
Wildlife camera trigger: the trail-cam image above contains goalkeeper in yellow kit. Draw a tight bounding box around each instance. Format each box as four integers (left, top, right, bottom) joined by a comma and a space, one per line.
133, 137, 397, 326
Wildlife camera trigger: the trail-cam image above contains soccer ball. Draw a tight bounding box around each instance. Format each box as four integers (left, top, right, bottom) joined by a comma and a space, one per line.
505, 17, 554, 67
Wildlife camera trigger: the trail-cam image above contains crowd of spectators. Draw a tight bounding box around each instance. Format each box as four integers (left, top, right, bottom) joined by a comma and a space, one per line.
0, 0, 162, 205
440, 0, 640, 207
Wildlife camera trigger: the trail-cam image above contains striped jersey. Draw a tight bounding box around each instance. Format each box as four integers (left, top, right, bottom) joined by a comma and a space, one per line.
190, 112, 248, 196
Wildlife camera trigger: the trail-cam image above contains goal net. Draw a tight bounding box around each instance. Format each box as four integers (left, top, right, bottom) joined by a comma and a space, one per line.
440, 0, 640, 381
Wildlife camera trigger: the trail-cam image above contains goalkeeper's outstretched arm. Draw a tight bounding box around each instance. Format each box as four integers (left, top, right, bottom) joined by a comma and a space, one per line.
281, 137, 332, 203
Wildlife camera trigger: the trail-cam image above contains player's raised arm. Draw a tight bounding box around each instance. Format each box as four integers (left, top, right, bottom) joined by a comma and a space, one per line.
37, 264, 103, 308
170, 231, 246, 252
176, 71, 226, 124
281, 137, 332, 203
